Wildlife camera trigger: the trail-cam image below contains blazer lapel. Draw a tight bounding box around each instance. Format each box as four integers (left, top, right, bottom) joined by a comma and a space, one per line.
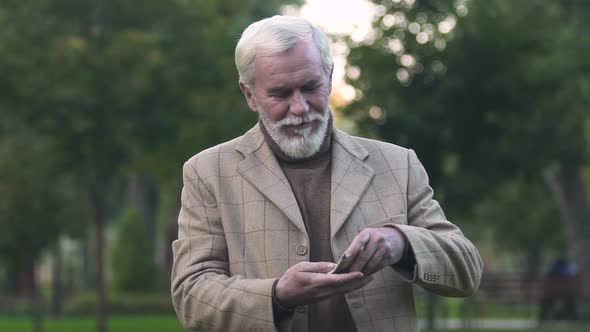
236, 125, 307, 235
330, 128, 375, 238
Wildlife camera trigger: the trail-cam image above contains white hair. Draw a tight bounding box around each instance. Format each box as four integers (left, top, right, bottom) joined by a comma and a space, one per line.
235, 15, 333, 87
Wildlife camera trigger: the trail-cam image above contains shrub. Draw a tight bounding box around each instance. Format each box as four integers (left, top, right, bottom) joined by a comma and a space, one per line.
111, 209, 160, 292
63, 292, 174, 315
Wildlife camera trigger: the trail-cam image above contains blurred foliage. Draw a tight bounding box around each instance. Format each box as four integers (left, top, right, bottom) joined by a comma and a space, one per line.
472, 175, 564, 251
110, 209, 160, 293
0, 0, 296, 187
0, 124, 86, 270
344, 0, 590, 252
0, 0, 299, 307
63, 291, 173, 315
0, 294, 30, 316
0, 315, 187, 332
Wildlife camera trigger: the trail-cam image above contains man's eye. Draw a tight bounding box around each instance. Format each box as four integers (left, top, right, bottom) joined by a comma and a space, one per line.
271, 91, 290, 99
302, 84, 319, 92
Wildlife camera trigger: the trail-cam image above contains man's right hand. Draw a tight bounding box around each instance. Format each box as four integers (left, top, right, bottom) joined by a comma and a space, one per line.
274, 261, 373, 308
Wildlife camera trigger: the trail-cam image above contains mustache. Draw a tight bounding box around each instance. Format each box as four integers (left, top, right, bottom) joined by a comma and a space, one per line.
275, 112, 325, 127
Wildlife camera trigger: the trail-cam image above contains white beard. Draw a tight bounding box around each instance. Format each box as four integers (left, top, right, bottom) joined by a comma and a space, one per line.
257, 105, 331, 159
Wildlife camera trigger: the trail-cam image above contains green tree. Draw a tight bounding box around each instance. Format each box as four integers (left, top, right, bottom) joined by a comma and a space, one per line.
472, 175, 564, 276
344, 0, 590, 299
0, 125, 85, 332
0, 1, 300, 331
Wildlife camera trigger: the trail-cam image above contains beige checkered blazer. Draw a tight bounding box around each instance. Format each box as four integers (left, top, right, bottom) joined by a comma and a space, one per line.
171, 124, 483, 332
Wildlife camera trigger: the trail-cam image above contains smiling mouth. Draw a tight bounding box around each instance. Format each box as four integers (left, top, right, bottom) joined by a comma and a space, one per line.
282, 121, 315, 136
287, 121, 314, 133
289, 122, 313, 130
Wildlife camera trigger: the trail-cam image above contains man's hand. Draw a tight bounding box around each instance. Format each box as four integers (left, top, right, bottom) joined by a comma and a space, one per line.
345, 227, 407, 276
275, 262, 373, 307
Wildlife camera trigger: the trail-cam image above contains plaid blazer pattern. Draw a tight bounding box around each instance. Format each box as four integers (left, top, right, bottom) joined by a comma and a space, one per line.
171, 124, 483, 332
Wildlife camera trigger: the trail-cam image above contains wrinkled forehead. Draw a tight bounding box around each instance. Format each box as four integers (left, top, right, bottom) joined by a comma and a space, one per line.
253, 40, 324, 82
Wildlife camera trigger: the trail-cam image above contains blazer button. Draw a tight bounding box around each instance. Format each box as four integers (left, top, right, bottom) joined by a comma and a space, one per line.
296, 245, 307, 256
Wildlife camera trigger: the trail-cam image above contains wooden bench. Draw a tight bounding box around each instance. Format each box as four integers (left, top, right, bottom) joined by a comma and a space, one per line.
477, 272, 582, 303
417, 271, 583, 327
478, 272, 544, 303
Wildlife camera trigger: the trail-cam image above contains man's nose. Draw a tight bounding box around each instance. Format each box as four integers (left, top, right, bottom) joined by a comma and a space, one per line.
289, 91, 310, 116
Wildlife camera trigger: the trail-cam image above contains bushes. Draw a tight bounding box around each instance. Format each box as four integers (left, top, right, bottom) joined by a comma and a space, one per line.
0, 295, 29, 315
0, 292, 174, 316
111, 209, 161, 293
63, 292, 174, 315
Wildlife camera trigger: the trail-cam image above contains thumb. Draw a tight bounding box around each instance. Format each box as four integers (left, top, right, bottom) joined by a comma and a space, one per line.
296, 261, 336, 273
344, 232, 372, 261
359, 232, 372, 244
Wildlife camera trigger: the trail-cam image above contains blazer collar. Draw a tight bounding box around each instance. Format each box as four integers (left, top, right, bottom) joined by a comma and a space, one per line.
235, 123, 375, 239
235, 124, 266, 157
332, 127, 369, 160
234, 123, 371, 161
236, 124, 307, 235
330, 128, 375, 238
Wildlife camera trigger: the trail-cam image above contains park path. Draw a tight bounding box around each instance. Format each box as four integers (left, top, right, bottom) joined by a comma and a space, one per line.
418, 318, 590, 330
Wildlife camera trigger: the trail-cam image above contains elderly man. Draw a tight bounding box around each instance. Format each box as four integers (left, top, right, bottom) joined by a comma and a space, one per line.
171, 15, 482, 332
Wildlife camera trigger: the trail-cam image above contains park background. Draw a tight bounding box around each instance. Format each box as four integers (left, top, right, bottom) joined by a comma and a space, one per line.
1, 0, 589, 331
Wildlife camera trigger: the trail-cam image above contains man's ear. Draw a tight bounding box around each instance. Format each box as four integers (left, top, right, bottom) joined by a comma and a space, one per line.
239, 81, 258, 113
327, 66, 334, 93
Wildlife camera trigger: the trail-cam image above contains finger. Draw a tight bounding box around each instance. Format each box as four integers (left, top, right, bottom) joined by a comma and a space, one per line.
349, 240, 378, 273
362, 248, 386, 276
313, 270, 364, 288
313, 275, 374, 302
331, 275, 374, 295
344, 231, 372, 262
294, 261, 336, 273
306, 275, 374, 303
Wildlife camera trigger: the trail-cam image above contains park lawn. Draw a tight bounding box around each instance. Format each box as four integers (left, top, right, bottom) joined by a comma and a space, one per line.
0, 315, 186, 332
1, 316, 588, 332
415, 298, 538, 319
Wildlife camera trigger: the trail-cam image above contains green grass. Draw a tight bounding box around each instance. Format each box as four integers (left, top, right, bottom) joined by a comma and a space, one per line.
1, 316, 588, 332
0, 315, 186, 332
414, 297, 539, 319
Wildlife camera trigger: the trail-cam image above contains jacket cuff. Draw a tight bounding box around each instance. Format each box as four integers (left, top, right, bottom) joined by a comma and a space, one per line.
271, 279, 295, 323
382, 224, 418, 282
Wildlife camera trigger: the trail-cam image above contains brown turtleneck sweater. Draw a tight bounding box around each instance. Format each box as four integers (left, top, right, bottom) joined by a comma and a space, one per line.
261, 118, 357, 332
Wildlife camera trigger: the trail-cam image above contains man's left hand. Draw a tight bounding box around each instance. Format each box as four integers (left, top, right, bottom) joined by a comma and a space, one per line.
344, 227, 407, 276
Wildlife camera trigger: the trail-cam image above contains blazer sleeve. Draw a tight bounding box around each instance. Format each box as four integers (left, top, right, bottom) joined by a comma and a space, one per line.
171, 159, 277, 332
392, 149, 483, 297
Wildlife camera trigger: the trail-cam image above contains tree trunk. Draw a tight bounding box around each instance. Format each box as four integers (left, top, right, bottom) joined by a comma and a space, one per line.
426, 292, 437, 330
27, 258, 43, 332
164, 205, 179, 288
522, 241, 542, 306
127, 172, 158, 257
523, 241, 542, 280
81, 229, 95, 289
4, 267, 17, 296
17, 265, 32, 299
543, 165, 590, 300
50, 244, 63, 318
90, 189, 108, 332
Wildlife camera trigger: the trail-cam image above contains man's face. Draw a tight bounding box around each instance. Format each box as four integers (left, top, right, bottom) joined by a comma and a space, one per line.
240, 40, 332, 158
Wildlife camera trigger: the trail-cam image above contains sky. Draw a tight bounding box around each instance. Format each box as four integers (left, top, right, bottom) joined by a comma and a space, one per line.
282, 0, 461, 103
291, 0, 375, 40
282, 0, 376, 101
